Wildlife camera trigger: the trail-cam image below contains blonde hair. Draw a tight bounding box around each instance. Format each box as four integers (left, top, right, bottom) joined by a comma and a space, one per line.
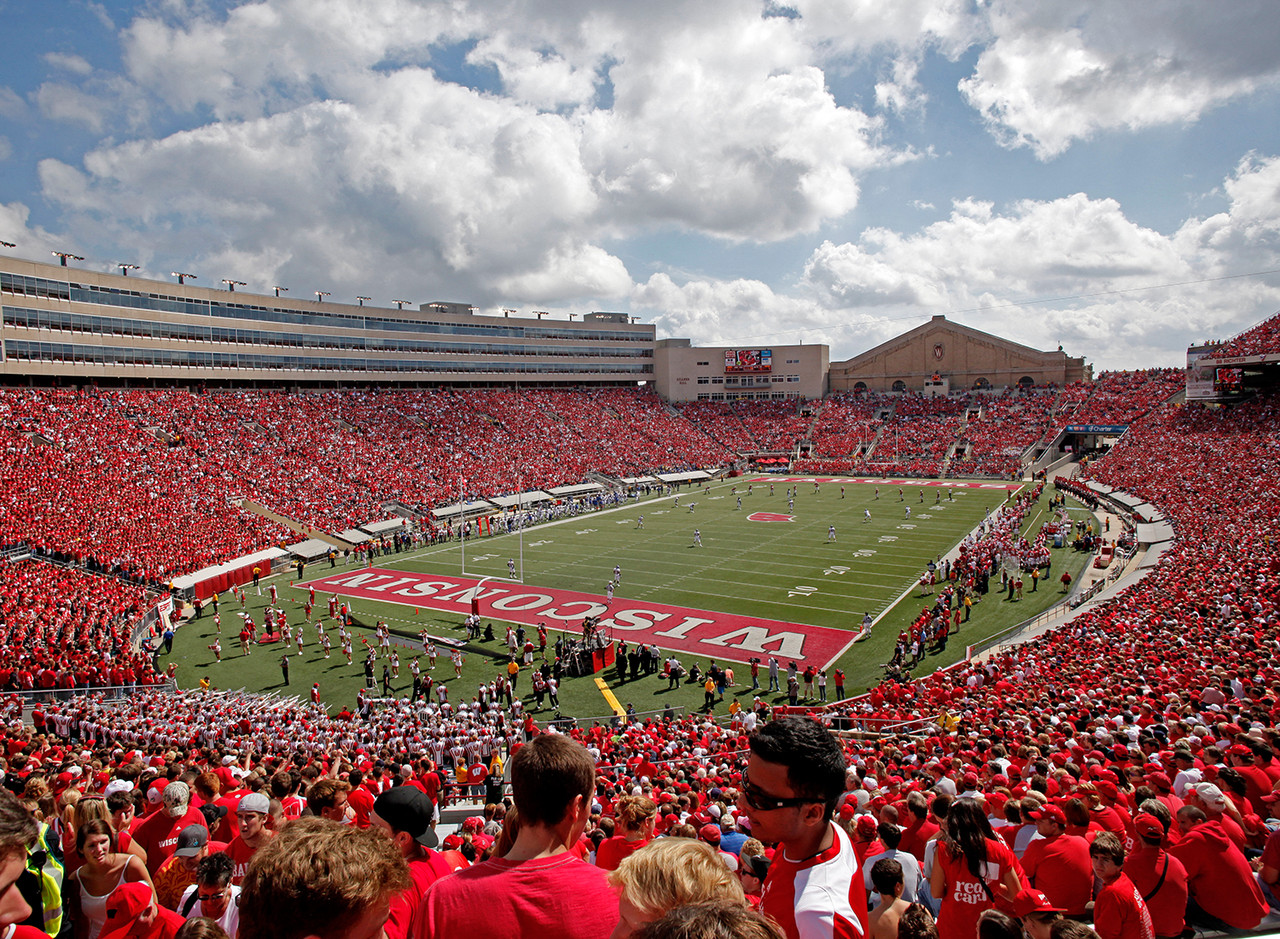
608, 838, 744, 917
239, 817, 409, 939
615, 795, 658, 834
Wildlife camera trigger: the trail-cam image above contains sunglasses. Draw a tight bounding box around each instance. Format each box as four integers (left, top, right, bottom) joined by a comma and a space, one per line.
740, 771, 820, 812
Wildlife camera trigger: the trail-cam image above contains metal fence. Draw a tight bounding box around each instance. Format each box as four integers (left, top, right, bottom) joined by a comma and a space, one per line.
13, 682, 178, 706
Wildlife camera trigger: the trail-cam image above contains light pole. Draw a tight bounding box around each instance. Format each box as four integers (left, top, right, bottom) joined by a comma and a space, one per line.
171, 272, 197, 285
222, 279, 246, 292
273, 286, 288, 298
53, 251, 84, 267
0, 240, 15, 249
117, 263, 139, 277
315, 290, 331, 303
356, 295, 371, 307
392, 299, 411, 310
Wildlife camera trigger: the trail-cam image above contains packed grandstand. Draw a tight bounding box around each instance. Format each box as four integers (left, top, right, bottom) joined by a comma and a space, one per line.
2, 308, 1280, 939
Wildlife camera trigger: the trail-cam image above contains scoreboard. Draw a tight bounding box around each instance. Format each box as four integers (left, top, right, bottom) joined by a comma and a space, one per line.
724, 349, 772, 374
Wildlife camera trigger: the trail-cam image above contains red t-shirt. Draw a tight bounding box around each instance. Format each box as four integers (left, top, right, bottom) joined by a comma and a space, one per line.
761, 824, 868, 939
593, 835, 649, 872
417, 851, 618, 939
386, 851, 452, 939
1124, 845, 1188, 939
898, 817, 939, 862
1020, 833, 1093, 915
1093, 873, 1154, 939
225, 833, 272, 885
935, 836, 1021, 939
133, 807, 208, 877
347, 785, 375, 829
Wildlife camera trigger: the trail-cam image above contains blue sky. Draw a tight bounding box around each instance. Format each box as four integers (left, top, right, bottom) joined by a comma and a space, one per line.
2, 0, 1279, 370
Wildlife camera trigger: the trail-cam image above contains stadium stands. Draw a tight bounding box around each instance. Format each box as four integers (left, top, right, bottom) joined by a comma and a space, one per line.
4, 370, 1280, 937
1210, 310, 1280, 359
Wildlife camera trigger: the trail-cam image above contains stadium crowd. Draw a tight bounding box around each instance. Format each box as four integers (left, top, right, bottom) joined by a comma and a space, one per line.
0, 560, 167, 693
0, 374, 1272, 939
0, 375, 1182, 588
1208, 311, 1280, 359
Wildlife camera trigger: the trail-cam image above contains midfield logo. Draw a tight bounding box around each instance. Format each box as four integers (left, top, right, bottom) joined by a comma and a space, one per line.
747, 512, 795, 522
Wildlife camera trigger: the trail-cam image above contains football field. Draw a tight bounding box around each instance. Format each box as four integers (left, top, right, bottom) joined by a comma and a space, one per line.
171, 476, 1097, 720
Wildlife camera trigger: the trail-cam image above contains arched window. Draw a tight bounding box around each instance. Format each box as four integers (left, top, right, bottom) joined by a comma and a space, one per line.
1018, 375, 1035, 388
972, 377, 990, 390
853, 382, 867, 392
891, 380, 907, 392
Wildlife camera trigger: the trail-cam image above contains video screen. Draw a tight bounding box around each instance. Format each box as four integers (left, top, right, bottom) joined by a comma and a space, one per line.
724, 349, 772, 374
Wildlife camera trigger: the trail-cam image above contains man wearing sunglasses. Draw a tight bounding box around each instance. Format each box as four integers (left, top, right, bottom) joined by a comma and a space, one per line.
740, 716, 867, 939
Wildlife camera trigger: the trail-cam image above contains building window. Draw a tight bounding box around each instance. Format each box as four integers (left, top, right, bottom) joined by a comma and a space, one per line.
973, 377, 990, 390
892, 380, 907, 392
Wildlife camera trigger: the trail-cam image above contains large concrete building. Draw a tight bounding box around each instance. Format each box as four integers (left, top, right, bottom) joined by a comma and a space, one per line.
829, 315, 1089, 393
1, 254, 1091, 399
0, 255, 654, 387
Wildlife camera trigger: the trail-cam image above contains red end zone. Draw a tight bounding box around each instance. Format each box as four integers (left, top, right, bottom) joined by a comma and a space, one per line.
301, 568, 856, 670
750, 476, 1022, 489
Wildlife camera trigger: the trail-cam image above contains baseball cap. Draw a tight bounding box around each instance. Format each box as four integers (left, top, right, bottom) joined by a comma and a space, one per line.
97, 882, 154, 939
1027, 804, 1066, 826
1133, 813, 1165, 840
1012, 889, 1065, 918
237, 792, 270, 815
741, 854, 771, 881
373, 785, 439, 848
173, 826, 209, 858
1191, 783, 1228, 812
103, 779, 134, 798
161, 781, 190, 816
698, 823, 722, 845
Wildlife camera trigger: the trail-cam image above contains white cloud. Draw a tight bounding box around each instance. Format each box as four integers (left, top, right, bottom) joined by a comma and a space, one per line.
0, 202, 70, 260
43, 52, 94, 76
633, 272, 825, 347
35, 82, 108, 132
0, 87, 29, 120
959, 1, 1280, 158
0, 137, 11, 162
795, 157, 1280, 367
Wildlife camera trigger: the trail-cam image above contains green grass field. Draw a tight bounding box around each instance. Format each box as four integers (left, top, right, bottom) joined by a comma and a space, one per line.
168, 477, 1097, 723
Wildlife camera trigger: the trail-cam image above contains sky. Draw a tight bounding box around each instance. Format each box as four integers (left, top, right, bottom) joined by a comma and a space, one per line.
1, 1, 1279, 371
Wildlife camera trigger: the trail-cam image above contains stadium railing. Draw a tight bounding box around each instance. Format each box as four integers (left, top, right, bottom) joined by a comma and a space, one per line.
14, 682, 177, 705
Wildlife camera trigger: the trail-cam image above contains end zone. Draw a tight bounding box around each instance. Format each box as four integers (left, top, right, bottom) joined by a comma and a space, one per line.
300, 567, 857, 670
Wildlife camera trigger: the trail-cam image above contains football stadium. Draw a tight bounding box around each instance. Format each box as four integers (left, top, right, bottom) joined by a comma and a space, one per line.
3, 244, 1280, 933
3, 4, 1280, 932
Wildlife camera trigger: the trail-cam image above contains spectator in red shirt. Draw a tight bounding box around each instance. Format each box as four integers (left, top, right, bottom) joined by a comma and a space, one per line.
1168, 805, 1268, 931
132, 783, 207, 878
1090, 833, 1154, 939
1123, 813, 1187, 939
898, 791, 938, 863
1019, 803, 1092, 916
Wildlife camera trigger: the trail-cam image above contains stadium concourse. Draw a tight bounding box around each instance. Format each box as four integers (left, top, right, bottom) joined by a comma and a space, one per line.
2, 326, 1280, 937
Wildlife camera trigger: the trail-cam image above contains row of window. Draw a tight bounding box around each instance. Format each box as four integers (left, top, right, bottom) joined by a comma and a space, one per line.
695, 392, 802, 401
696, 375, 802, 385
1, 306, 651, 359
1, 340, 654, 375
0, 272, 652, 343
